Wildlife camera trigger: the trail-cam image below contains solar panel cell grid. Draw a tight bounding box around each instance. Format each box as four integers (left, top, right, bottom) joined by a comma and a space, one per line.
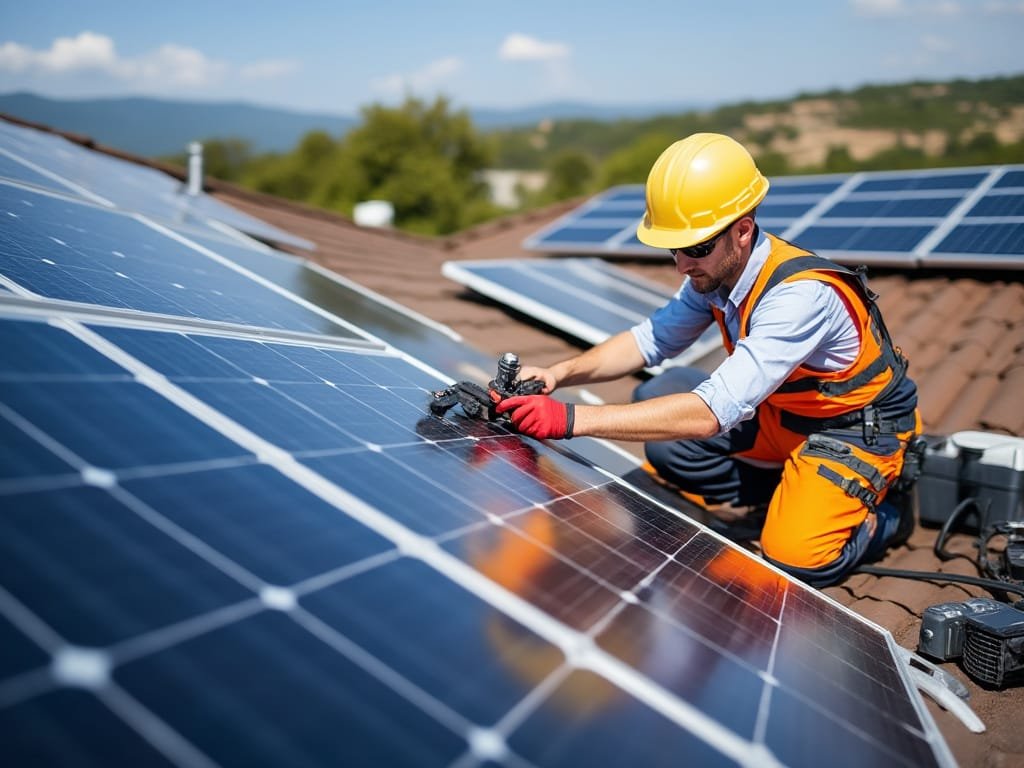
0, 151, 65, 192
995, 170, 1024, 188
933, 222, 1024, 255
823, 197, 961, 218
968, 193, 1024, 217
0, 313, 950, 765
0, 183, 354, 336
795, 224, 933, 252
853, 172, 988, 192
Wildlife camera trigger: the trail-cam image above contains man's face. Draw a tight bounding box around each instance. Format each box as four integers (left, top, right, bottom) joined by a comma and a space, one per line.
671, 220, 749, 294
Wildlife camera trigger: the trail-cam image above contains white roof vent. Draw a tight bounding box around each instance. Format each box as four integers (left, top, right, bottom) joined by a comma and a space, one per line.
186, 141, 203, 197
353, 200, 395, 228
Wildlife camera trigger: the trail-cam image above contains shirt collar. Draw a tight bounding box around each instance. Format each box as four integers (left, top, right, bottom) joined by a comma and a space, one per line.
708, 226, 769, 311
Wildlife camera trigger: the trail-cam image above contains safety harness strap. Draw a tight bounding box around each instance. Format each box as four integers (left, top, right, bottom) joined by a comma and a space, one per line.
801, 434, 887, 492
781, 407, 917, 438
816, 464, 880, 513
748, 253, 909, 395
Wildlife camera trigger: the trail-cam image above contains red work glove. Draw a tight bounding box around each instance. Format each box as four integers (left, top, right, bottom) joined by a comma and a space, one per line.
495, 395, 575, 439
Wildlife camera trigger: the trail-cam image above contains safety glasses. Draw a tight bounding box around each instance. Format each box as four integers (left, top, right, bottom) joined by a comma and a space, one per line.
670, 221, 734, 260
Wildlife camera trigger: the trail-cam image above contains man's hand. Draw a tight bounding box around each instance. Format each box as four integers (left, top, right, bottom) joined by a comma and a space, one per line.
518, 366, 558, 394
496, 395, 575, 440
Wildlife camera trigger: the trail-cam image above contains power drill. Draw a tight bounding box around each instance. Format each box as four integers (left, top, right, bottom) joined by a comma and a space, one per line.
429, 352, 544, 421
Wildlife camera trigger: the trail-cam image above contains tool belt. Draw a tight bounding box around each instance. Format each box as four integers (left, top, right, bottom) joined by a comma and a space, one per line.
781, 404, 917, 445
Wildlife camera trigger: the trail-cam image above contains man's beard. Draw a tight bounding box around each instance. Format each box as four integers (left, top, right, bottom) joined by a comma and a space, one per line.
689, 238, 743, 294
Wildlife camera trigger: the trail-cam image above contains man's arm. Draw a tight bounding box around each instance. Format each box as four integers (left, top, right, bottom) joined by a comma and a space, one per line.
520, 330, 648, 393
572, 392, 720, 441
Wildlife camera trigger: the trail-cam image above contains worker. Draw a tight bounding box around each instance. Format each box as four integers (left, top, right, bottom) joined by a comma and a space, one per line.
495, 132, 922, 588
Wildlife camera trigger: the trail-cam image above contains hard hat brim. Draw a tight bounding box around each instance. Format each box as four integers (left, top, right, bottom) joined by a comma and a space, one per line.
636, 221, 726, 251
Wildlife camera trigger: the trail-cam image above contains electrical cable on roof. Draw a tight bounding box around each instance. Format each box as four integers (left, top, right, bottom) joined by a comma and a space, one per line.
853, 565, 1024, 600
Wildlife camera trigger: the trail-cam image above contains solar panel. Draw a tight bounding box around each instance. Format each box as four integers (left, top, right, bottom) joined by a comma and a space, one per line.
0, 121, 957, 766
0, 309, 953, 766
0, 180, 355, 338
0, 118, 313, 250
524, 165, 1024, 269
169, 227, 498, 380
442, 258, 723, 369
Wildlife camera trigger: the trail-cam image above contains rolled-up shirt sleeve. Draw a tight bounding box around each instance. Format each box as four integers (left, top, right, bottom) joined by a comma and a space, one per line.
692, 280, 858, 433
630, 282, 715, 367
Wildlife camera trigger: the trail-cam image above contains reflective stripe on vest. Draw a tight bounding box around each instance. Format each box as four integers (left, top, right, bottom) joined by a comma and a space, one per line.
709, 234, 907, 421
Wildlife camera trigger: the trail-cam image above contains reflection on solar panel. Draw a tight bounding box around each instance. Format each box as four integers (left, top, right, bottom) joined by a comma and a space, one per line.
0, 121, 956, 766
172, 227, 497, 383
173, 229, 639, 476
442, 258, 722, 369
524, 164, 1024, 269
0, 118, 312, 250
0, 181, 354, 339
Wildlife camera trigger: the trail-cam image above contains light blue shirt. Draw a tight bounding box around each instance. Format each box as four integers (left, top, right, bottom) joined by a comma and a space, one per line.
630, 230, 860, 433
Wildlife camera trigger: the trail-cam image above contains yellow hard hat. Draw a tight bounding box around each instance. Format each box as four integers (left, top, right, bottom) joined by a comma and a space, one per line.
636, 133, 769, 250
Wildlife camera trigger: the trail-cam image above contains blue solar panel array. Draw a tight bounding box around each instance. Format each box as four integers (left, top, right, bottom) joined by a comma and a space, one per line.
0, 314, 953, 767
524, 165, 1024, 269
0, 118, 313, 250
0, 119, 957, 766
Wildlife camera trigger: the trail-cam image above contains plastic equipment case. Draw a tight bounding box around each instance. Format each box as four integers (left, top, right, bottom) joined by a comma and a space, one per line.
917, 431, 1024, 531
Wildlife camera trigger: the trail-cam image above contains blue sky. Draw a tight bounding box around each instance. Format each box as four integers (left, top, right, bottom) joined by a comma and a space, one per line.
1, 0, 1022, 115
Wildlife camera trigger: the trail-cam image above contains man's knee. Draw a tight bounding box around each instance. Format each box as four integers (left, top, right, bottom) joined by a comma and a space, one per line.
643, 440, 677, 479
762, 522, 873, 588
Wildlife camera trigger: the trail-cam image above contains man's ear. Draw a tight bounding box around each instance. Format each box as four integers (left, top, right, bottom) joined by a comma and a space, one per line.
735, 215, 756, 247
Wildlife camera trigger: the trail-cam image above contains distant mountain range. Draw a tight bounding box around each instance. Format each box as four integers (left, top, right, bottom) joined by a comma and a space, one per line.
0, 92, 697, 157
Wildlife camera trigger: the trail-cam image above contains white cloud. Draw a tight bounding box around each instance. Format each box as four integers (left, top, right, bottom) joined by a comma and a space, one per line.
0, 32, 117, 73
851, 0, 909, 16
0, 31, 295, 90
118, 44, 226, 87
499, 33, 570, 61
370, 55, 463, 95
929, 1, 963, 15
240, 58, 301, 80
851, 0, 962, 15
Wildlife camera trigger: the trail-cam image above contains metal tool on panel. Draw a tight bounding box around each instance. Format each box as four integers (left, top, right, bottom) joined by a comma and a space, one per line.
429, 352, 545, 421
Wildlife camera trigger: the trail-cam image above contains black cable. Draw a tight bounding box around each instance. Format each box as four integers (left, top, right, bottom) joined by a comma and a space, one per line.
854, 564, 1024, 599
933, 496, 986, 562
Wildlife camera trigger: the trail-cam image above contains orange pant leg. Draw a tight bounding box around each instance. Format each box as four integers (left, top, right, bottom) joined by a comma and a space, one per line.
760, 432, 910, 569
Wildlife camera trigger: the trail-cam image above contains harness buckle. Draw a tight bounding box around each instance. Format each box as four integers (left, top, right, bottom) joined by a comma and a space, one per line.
862, 405, 881, 446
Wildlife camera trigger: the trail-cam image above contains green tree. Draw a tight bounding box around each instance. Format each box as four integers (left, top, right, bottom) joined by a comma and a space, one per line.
334, 96, 497, 234
545, 150, 595, 200
599, 132, 678, 187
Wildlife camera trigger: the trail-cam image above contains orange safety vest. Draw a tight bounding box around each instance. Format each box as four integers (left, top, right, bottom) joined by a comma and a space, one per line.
709, 233, 910, 432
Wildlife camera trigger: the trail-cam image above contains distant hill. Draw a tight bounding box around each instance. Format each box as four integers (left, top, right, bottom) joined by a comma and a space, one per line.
0, 92, 696, 157
470, 100, 703, 129
0, 93, 357, 156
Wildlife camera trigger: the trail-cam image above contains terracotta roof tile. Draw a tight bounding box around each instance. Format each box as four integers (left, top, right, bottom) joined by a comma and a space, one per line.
930, 372, 1002, 435
980, 365, 1024, 434
975, 281, 1024, 324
